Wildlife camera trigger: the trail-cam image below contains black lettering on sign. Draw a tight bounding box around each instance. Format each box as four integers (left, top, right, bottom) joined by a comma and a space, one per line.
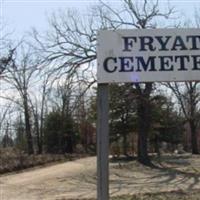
119, 57, 134, 72
103, 57, 117, 73
171, 36, 187, 50
192, 55, 200, 70
139, 36, 156, 51
155, 36, 171, 51
186, 36, 200, 50
122, 37, 137, 52
159, 56, 174, 71
136, 56, 156, 72
175, 55, 189, 71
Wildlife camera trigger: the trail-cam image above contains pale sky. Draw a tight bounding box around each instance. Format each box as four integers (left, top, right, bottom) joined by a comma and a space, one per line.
1, 0, 200, 40
2, 0, 98, 38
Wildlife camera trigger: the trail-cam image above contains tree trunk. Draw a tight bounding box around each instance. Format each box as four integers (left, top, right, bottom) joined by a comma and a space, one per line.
35, 114, 43, 154
66, 134, 73, 153
38, 127, 43, 154
24, 97, 34, 154
136, 83, 152, 165
137, 99, 151, 165
190, 119, 199, 154
154, 133, 160, 157
38, 104, 44, 154
188, 83, 199, 154
123, 133, 128, 156
35, 115, 41, 154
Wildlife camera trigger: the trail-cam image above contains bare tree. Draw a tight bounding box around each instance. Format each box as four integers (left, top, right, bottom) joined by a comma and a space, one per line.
0, 103, 14, 142
194, 8, 200, 28
165, 82, 200, 154
94, 1, 174, 164
0, 48, 16, 75
163, 8, 200, 154
29, 74, 51, 154
96, 0, 174, 164
32, 9, 97, 86
33, 0, 174, 164
1, 43, 40, 154
0, 23, 16, 75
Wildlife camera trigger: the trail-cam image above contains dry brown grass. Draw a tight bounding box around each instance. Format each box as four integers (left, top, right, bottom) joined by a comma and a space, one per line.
0, 147, 79, 174
111, 189, 200, 200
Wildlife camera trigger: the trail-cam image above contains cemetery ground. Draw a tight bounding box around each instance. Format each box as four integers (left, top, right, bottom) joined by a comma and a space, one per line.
1, 154, 200, 200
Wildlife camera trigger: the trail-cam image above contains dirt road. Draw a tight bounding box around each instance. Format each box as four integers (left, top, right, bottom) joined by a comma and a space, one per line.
1, 155, 200, 200
0, 157, 97, 200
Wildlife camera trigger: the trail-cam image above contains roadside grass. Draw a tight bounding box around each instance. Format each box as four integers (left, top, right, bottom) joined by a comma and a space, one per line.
75, 190, 200, 200
108, 154, 200, 200
151, 154, 200, 175
111, 190, 200, 200
110, 153, 200, 175
0, 147, 86, 174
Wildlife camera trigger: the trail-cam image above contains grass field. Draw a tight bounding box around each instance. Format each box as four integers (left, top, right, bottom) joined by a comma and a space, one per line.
110, 154, 200, 200
111, 190, 200, 200
81, 190, 200, 200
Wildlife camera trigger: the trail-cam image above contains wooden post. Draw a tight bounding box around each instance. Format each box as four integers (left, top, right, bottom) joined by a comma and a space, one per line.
97, 83, 109, 200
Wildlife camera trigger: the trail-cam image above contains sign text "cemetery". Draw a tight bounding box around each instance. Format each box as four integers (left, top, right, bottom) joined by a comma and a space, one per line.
97, 29, 200, 83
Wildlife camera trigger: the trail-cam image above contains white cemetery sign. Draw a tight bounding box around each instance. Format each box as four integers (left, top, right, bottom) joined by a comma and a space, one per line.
97, 29, 200, 83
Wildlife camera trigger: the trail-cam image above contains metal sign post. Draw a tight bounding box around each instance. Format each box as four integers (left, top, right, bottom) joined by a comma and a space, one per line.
97, 83, 109, 200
